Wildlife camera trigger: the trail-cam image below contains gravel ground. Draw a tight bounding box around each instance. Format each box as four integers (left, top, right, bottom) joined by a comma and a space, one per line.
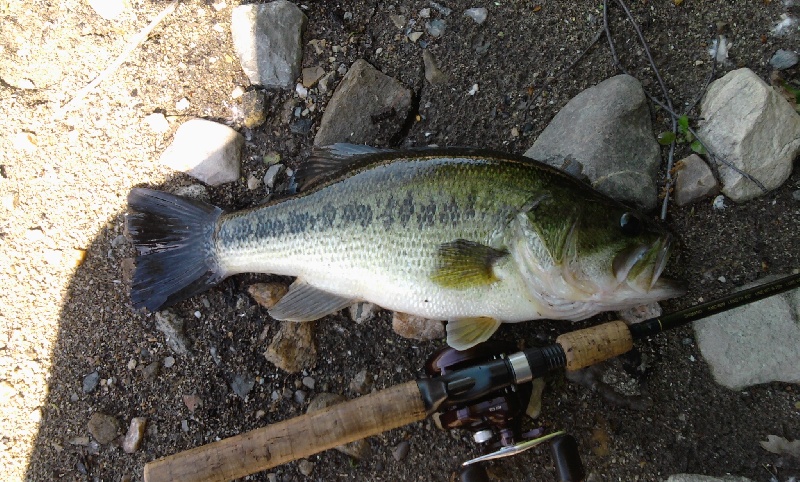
1, 1, 799, 481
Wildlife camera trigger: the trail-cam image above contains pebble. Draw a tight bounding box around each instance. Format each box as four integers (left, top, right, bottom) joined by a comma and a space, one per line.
181, 420, 189, 432
298, 459, 315, 476
231, 2, 307, 88
317, 71, 337, 94
159, 118, 243, 186
248, 282, 289, 309
175, 98, 191, 111
302, 376, 316, 389
673, 154, 719, 206
425, 19, 446, 37
392, 440, 410, 461
263, 151, 282, 165
468, 83, 479, 95
247, 173, 261, 190
419, 7, 431, 18
389, 14, 406, 29
242, 90, 267, 129
142, 361, 161, 380
83, 371, 100, 393
87, 412, 119, 445
122, 418, 147, 453
264, 321, 317, 373
422, 50, 447, 85
348, 302, 378, 324
306, 393, 373, 459
163, 356, 175, 368
408, 31, 424, 43
430, 1, 452, 16
294, 390, 307, 404
154, 311, 191, 355
174, 184, 210, 201
349, 370, 374, 394
463, 7, 488, 24
231, 373, 256, 399
263, 163, 285, 189
143, 113, 169, 134
793, 189, 800, 201
392, 312, 445, 341
127, 359, 137, 370
771, 49, 799, 70
182, 394, 202, 412
231, 86, 245, 99
302, 66, 326, 88
712, 195, 726, 210
87, 0, 127, 20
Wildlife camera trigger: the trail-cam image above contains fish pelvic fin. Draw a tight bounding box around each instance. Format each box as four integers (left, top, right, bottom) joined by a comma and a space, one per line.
126, 188, 224, 311
430, 239, 508, 289
268, 279, 355, 322
446, 317, 503, 350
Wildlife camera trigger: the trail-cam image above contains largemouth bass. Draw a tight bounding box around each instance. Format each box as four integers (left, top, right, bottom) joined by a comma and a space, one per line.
127, 144, 683, 349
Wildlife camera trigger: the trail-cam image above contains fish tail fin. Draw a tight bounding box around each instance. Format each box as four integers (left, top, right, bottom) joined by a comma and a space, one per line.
126, 188, 225, 311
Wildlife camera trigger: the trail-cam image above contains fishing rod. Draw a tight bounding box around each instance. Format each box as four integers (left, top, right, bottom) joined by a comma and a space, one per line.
142, 273, 800, 482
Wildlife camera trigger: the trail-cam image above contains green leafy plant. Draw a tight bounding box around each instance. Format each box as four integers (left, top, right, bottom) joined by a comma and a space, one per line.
658, 115, 706, 155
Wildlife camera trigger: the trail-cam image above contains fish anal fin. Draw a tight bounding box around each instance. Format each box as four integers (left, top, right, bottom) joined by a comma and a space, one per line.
268, 279, 355, 322
446, 317, 502, 350
431, 239, 508, 289
299, 143, 396, 191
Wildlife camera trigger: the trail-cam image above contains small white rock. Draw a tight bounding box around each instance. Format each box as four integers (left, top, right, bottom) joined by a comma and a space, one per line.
144, 113, 169, 134
295, 83, 308, 98
231, 86, 245, 99
712, 195, 726, 210
159, 119, 243, 186
87, 0, 127, 20
164, 356, 176, 368
463, 7, 488, 25
176, 98, 191, 111
122, 417, 147, 453
263, 163, 285, 189
247, 173, 261, 190
408, 31, 424, 43
468, 84, 479, 96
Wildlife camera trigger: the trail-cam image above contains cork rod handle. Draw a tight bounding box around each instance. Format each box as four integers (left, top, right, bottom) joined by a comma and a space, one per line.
143, 381, 427, 482
555, 320, 633, 371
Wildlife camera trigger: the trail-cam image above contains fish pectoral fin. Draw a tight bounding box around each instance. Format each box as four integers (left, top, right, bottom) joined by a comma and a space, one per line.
299, 143, 396, 191
446, 317, 503, 350
430, 239, 508, 289
268, 279, 355, 322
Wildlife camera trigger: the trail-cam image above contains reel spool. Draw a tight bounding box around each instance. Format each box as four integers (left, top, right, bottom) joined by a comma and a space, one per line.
425, 342, 586, 482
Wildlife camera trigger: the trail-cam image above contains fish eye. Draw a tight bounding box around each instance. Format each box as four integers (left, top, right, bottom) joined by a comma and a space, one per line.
619, 212, 643, 236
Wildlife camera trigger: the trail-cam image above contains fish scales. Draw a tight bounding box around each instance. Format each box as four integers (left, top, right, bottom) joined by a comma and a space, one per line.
126, 146, 682, 349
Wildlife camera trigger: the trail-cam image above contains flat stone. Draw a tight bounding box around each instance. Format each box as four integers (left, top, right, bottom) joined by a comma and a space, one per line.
241, 90, 267, 129
770, 49, 799, 70
525, 75, 661, 211
422, 50, 447, 85
231, 1, 307, 88
87, 412, 119, 445
314, 60, 413, 146
264, 321, 317, 373
159, 119, 243, 186
697, 68, 800, 202
122, 417, 147, 453
392, 312, 445, 341
154, 311, 191, 355
302, 66, 326, 88
673, 154, 719, 206
694, 277, 800, 389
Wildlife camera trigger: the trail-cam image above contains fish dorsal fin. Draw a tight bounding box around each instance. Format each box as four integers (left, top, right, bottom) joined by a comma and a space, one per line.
299, 143, 396, 191
446, 317, 502, 350
430, 240, 508, 289
268, 279, 355, 322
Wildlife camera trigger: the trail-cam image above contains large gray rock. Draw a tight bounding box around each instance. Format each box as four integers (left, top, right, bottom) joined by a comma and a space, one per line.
524, 75, 661, 211
694, 278, 800, 390
697, 68, 800, 202
314, 60, 413, 146
231, 1, 307, 88
159, 119, 243, 186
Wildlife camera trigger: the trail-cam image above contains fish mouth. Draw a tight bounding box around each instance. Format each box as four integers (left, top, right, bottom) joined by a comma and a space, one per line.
612, 234, 679, 294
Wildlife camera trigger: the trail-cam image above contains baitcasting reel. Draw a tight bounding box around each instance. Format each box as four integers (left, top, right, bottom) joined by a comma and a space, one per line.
425, 341, 586, 482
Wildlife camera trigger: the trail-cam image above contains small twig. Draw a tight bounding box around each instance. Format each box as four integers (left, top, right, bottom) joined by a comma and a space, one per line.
55, 0, 180, 119
523, 28, 605, 117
